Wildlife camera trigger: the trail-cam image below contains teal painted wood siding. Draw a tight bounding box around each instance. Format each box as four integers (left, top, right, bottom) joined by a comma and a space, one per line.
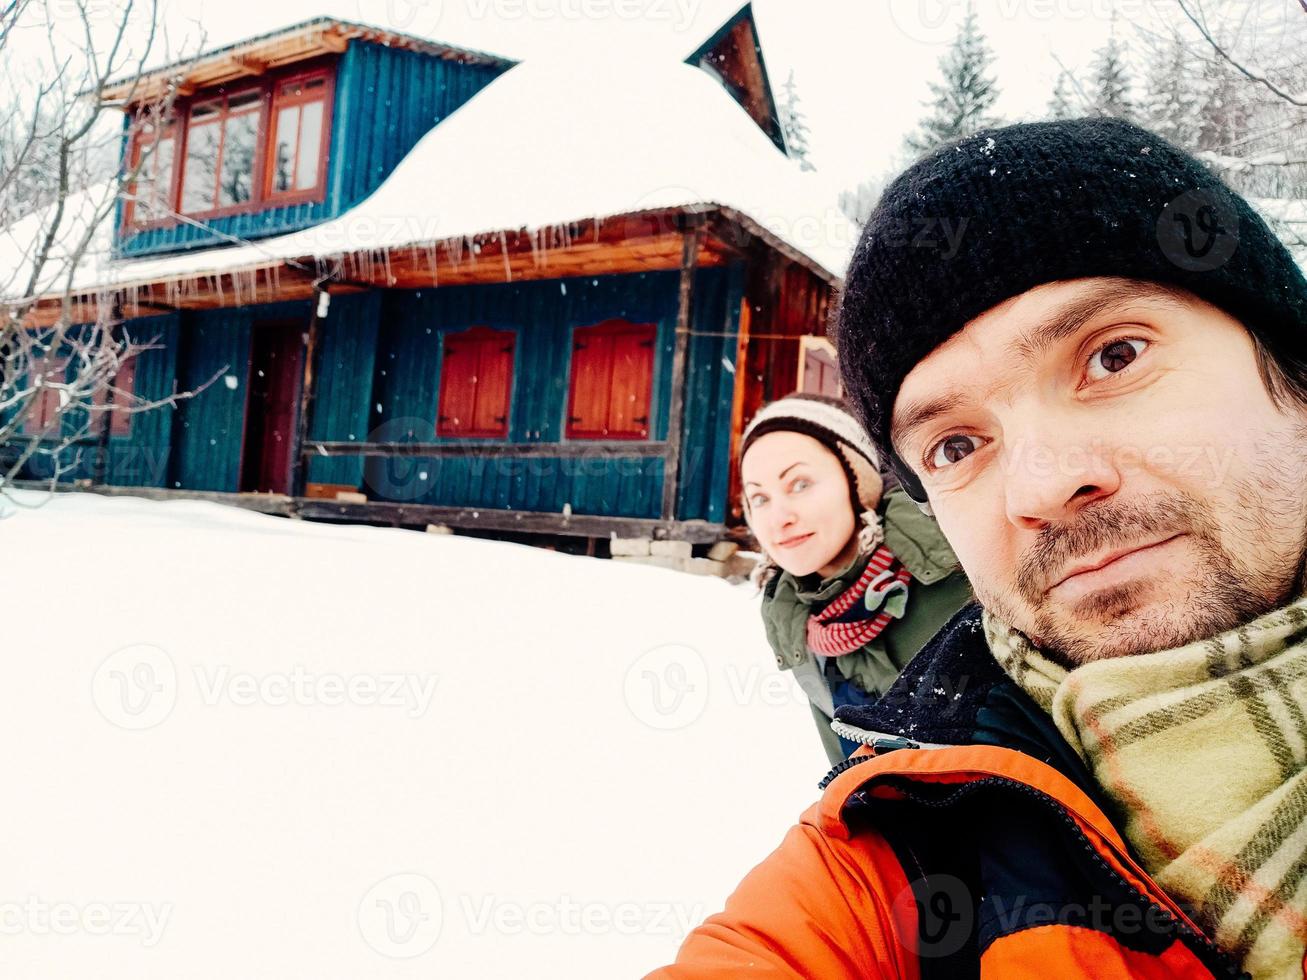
117, 42, 507, 257
304, 265, 744, 521
3, 314, 180, 485
11, 266, 744, 525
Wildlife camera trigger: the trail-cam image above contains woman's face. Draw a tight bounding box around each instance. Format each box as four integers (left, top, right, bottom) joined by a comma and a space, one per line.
742, 431, 858, 578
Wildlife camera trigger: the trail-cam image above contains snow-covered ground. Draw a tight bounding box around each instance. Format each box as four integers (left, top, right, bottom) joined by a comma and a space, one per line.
0, 491, 823, 978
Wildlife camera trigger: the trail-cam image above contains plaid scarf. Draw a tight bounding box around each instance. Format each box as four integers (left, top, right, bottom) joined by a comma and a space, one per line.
985, 598, 1307, 979
805, 545, 911, 656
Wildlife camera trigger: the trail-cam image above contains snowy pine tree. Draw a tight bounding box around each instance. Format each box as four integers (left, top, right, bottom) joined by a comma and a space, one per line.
904, 4, 999, 157
1047, 72, 1079, 121
779, 68, 815, 172
1141, 34, 1199, 149
1089, 31, 1136, 122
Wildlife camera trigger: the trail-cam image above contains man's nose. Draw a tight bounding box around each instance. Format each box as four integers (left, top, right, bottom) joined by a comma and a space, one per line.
1001, 424, 1120, 530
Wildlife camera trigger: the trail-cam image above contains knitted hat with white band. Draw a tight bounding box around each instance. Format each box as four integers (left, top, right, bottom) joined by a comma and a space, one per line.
740, 393, 885, 522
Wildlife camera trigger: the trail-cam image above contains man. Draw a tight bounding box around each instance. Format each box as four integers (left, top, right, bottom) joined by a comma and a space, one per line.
650, 117, 1307, 978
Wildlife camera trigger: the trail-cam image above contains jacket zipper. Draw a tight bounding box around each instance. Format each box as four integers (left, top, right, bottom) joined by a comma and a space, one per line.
831, 761, 1245, 978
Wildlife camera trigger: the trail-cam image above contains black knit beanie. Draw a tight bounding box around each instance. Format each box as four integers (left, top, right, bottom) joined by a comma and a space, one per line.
836, 116, 1307, 492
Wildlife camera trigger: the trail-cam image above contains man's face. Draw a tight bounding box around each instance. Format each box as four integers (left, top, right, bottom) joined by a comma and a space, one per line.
891, 277, 1307, 664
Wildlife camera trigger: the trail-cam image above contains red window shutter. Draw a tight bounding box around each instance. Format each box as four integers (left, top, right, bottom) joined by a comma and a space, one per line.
566, 328, 614, 438
437, 327, 514, 438
109, 356, 138, 437
437, 333, 477, 436
471, 332, 514, 437
25, 356, 66, 436
566, 320, 656, 441
607, 324, 655, 438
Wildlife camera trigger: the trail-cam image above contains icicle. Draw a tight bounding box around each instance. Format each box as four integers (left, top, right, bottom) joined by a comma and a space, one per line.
498, 230, 511, 281
425, 242, 439, 287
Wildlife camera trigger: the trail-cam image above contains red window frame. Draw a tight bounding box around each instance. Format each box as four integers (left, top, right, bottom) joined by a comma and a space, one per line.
263, 72, 334, 206
106, 355, 138, 438
124, 60, 335, 231
565, 319, 657, 441
436, 326, 516, 439
123, 115, 179, 229
178, 87, 265, 219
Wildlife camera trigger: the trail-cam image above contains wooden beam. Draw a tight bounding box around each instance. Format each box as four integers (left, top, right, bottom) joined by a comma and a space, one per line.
290, 287, 326, 497
305, 440, 669, 459
22, 481, 728, 542
661, 219, 705, 520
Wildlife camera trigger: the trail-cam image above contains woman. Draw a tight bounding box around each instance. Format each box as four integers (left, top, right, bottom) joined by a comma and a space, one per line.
740, 393, 972, 765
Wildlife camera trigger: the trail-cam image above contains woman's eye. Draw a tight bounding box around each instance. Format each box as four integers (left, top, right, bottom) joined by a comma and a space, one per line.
791, 478, 811, 493
929, 434, 981, 470
1086, 338, 1147, 382
749, 494, 768, 509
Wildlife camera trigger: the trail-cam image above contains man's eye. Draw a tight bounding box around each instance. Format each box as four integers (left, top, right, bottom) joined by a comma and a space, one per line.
929, 434, 981, 470
1086, 338, 1147, 381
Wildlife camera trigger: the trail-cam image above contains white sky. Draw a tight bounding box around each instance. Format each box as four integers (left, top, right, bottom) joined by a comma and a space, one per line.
11, 0, 1279, 195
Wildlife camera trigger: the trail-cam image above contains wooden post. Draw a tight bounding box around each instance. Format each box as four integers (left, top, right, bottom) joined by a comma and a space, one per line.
290, 287, 326, 499
661, 219, 704, 521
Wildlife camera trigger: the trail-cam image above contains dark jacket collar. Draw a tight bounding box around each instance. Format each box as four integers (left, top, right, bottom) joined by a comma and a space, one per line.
831, 603, 1111, 812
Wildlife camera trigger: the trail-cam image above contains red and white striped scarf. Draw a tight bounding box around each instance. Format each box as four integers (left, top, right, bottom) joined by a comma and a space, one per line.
805, 545, 912, 656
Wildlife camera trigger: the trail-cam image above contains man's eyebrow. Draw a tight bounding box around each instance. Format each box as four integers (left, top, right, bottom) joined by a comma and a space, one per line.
1005, 279, 1181, 364
890, 280, 1182, 451
890, 392, 969, 452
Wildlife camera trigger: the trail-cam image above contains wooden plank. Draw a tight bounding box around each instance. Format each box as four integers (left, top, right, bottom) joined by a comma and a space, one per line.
661, 221, 705, 519
305, 440, 667, 458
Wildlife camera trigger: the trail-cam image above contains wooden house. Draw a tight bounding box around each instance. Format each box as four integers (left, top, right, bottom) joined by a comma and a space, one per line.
5, 5, 855, 548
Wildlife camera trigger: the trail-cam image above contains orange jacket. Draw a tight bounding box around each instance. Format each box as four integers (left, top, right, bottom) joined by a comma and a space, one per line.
647, 608, 1245, 979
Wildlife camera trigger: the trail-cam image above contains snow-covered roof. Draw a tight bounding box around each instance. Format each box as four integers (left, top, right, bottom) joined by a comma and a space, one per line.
5, 53, 854, 309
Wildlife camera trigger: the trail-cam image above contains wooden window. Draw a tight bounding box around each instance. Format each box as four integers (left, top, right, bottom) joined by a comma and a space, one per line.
266, 73, 330, 201
436, 326, 515, 438
23, 355, 66, 436
125, 117, 177, 227
180, 88, 262, 216
798, 336, 841, 398
126, 62, 336, 230
75, 353, 139, 439
565, 320, 656, 440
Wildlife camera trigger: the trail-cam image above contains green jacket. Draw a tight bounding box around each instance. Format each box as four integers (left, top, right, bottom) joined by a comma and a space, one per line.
758, 489, 972, 765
